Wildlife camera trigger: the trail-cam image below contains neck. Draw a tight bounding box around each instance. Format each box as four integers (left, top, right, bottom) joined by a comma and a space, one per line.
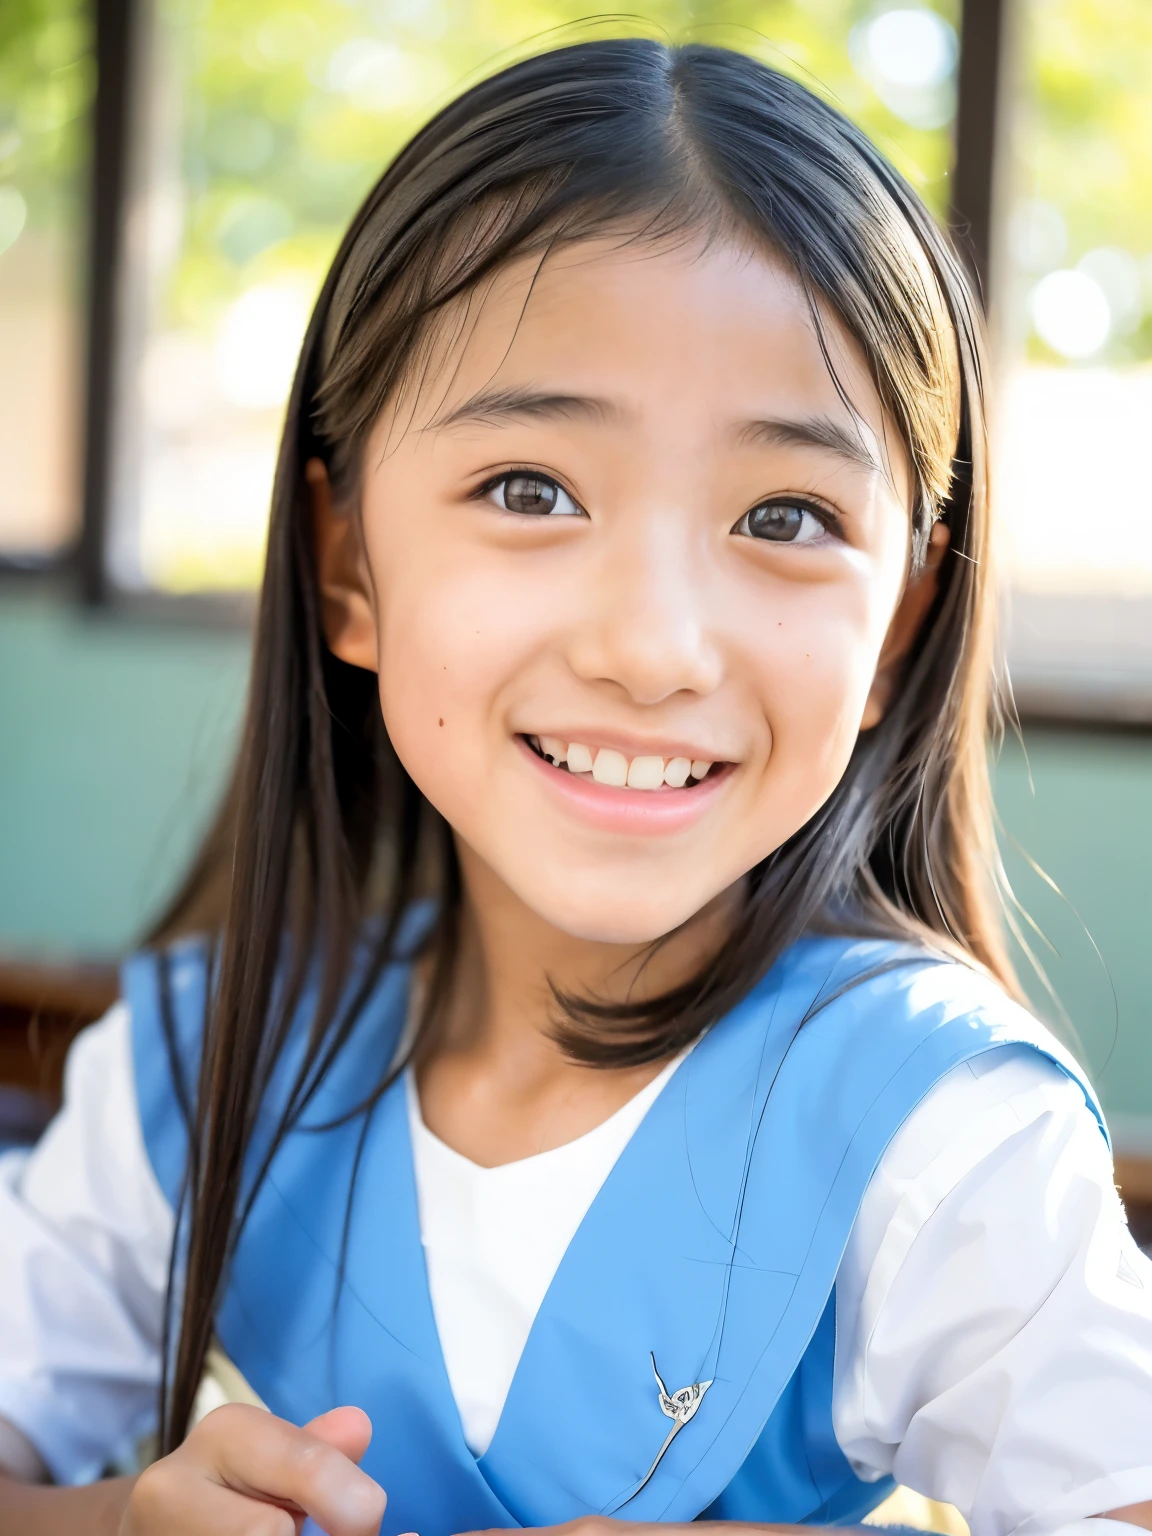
412, 837, 738, 1166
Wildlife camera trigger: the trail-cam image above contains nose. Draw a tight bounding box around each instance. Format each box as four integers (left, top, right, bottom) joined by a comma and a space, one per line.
567, 513, 724, 706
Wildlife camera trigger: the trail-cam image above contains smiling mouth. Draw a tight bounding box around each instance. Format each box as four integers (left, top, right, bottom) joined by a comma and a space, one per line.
522, 735, 725, 791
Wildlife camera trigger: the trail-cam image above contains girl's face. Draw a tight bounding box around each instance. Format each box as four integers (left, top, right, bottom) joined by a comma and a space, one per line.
318, 235, 933, 945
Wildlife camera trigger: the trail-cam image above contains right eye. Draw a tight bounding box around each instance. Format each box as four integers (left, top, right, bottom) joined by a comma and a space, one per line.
484, 472, 583, 517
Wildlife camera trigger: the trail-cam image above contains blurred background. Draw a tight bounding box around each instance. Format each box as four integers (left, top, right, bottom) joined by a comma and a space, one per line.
0, 0, 1149, 1181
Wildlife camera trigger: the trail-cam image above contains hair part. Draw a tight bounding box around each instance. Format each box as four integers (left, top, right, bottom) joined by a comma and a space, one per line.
148, 36, 1012, 1450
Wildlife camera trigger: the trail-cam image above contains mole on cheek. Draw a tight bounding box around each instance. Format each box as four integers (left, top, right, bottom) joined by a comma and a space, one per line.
439, 718, 444, 727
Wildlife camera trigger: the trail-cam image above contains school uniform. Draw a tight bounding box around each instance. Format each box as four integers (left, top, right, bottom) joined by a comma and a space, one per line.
2, 933, 1152, 1536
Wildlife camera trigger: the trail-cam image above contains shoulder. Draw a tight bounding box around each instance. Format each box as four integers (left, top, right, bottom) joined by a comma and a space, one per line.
61, 997, 134, 1093
782, 932, 1027, 1025
836, 1021, 1112, 1337
16, 997, 174, 1238
122, 922, 423, 1205
784, 935, 1090, 1070
855, 1044, 1103, 1255
122, 938, 213, 1208
762, 934, 1106, 1147
26, 1002, 137, 1191
833, 1043, 1137, 1502
123, 934, 213, 1090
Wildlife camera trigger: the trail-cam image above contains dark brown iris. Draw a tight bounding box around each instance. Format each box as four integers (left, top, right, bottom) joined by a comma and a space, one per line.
503, 474, 559, 514
745, 502, 806, 541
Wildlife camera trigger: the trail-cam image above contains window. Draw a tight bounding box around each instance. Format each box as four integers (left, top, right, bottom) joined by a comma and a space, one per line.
33, 0, 1146, 725
101, 0, 962, 593
995, 0, 1152, 719
0, 0, 92, 562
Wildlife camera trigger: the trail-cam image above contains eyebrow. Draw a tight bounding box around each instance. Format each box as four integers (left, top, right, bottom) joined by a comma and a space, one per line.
433, 386, 623, 431
433, 385, 881, 475
737, 414, 882, 474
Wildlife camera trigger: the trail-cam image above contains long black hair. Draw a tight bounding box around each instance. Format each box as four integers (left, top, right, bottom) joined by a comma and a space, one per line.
150, 37, 1012, 1449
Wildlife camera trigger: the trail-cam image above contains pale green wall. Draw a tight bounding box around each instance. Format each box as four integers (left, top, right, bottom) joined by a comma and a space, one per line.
2, 586, 1149, 1135
996, 732, 1152, 1141
0, 587, 249, 958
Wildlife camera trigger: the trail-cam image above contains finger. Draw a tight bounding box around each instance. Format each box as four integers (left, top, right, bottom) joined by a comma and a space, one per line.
130, 1459, 300, 1536
304, 1406, 373, 1465
190, 1406, 385, 1536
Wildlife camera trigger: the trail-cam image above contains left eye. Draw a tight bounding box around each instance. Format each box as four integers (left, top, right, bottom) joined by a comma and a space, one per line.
486, 473, 582, 517
733, 501, 827, 544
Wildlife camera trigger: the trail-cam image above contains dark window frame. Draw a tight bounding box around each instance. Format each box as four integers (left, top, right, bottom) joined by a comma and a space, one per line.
951, 0, 1007, 300
77, 0, 137, 607
0, 0, 137, 591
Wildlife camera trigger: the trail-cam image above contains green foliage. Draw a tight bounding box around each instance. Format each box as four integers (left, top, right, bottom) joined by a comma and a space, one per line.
4, 0, 1152, 355
0, 0, 93, 227
1023, 0, 1152, 255
150, 0, 958, 331
1015, 0, 1152, 364
0, 0, 962, 324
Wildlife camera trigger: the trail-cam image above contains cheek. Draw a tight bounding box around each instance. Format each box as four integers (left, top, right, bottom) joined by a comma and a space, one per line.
367, 521, 555, 809
374, 567, 489, 796
737, 575, 893, 814
778, 606, 884, 734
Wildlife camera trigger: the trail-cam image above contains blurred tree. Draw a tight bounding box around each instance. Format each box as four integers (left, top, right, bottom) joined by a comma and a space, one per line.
155, 0, 960, 337
0, 0, 92, 229
1010, 0, 1152, 364
0, 0, 92, 556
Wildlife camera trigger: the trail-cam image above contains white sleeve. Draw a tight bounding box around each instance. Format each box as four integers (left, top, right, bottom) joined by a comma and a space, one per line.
834, 1045, 1152, 1536
0, 1003, 174, 1484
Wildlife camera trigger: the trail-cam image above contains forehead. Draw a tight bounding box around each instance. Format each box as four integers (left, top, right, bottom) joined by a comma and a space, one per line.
397, 232, 893, 449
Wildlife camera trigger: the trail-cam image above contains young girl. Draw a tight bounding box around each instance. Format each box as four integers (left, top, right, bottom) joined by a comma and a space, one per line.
2, 36, 1151, 1536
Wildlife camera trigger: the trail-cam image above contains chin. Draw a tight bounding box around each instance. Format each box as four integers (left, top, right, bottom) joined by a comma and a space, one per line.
515, 875, 709, 948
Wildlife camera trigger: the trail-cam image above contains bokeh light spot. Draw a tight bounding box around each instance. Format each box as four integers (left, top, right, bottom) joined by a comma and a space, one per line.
215, 283, 311, 409
0, 187, 28, 256
1031, 269, 1112, 360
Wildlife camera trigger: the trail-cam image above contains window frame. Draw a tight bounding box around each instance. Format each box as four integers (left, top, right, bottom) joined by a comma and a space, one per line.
76, 0, 135, 607
14, 0, 1150, 723
0, 0, 134, 591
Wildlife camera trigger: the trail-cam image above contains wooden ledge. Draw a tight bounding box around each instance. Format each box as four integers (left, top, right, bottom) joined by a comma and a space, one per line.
0, 956, 119, 1101
0, 958, 119, 1018
1116, 1155, 1152, 1206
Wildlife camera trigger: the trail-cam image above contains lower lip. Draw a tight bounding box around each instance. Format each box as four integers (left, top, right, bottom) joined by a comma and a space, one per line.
516, 737, 734, 835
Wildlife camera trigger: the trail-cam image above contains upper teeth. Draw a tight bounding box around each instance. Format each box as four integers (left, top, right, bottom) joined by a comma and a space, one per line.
536, 737, 714, 790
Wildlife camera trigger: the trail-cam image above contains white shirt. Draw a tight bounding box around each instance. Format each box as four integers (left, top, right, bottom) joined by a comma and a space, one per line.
2, 1004, 1152, 1536
405, 1050, 689, 1457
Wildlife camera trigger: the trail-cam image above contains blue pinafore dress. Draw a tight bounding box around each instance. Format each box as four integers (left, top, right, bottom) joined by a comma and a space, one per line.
125, 933, 1105, 1536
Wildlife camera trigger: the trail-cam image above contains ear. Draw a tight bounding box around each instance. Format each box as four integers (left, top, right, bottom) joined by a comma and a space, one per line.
306, 458, 379, 672
860, 521, 950, 730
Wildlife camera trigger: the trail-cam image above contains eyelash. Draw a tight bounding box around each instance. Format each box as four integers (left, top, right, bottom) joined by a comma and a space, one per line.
734, 495, 846, 543
471, 468, 585, 514
471, 469, 847, 541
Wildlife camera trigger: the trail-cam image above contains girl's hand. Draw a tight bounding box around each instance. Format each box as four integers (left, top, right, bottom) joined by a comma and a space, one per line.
122, 1403, 386, 1536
